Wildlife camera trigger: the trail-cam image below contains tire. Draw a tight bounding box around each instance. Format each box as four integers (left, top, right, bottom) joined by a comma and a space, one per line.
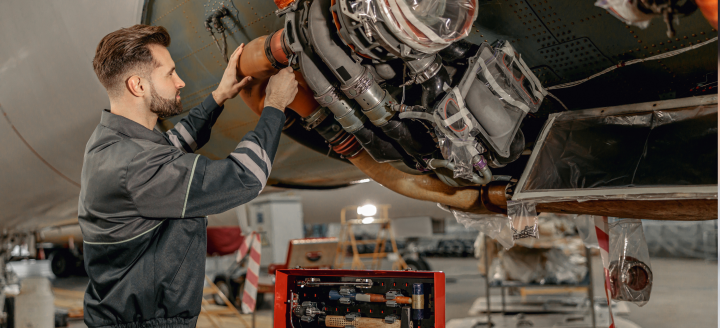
213, 278, 234, 306
404, 258, 430, 271
3, 296, 14, 328
50, 250, 73, 278
228, 276, 267, 310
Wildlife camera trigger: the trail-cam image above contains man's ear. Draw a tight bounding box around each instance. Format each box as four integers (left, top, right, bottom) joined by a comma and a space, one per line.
126, 75, 146, 97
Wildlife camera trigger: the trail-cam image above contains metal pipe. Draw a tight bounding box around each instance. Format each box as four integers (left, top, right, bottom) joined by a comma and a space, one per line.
236, 34, 318, 118
348, 151, 491, 213
306, 0, 364, 84
299, 50, 405, 162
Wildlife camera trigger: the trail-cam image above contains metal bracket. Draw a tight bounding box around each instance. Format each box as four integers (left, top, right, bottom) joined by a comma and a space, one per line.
274, 0, 302, 16
355, 278, 373, 289
384, 315, 399, 324
302, 106, 329, 130
339, 286, 354, 295
345, 313, 361, 321
385, 290, 400, 300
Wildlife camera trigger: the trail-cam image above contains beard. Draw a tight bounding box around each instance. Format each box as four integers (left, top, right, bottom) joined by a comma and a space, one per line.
149, 82, 183, 119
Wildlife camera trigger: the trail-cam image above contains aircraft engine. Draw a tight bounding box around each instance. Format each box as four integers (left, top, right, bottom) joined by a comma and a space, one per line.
236, 0, 547, 212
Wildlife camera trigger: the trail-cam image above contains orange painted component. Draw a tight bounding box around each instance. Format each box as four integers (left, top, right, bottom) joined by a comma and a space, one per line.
367, 294, 386, 302
237, 34, 319, 118
394, 296, 413, 304
274, 0, 295, 10
695, 0, 718, 29
270, 29, 290, 66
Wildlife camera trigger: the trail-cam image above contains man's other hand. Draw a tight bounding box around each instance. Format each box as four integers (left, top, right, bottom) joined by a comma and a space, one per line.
212, 44, 252, 106
264, 67, 298, 111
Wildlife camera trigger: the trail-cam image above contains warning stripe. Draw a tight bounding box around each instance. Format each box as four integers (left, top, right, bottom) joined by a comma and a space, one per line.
236, 232, 262, 314
594, 216, 615, 328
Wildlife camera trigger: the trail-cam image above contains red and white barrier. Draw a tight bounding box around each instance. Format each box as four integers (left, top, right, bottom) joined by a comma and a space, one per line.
236, 232, 262, 313
594, 216, 615, 328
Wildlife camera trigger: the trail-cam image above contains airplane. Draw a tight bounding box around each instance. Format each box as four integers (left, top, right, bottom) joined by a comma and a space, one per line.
0, 0, 717, 275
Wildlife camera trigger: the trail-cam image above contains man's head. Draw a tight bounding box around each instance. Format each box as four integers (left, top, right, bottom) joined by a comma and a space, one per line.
93, 24, 185, 118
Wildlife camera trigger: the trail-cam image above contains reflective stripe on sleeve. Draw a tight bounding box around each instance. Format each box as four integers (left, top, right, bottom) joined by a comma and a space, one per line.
236, 141, 272, 174
174, 123, 197, 151
167, 131, 186, 152
230, 153, 268, 190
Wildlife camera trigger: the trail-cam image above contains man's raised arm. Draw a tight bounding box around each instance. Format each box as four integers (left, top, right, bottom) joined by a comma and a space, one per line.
164, 44, 253, 153
129, 66, 298, 219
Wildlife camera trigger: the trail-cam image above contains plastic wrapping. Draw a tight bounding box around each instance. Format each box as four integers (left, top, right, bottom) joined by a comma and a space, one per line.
506, 200, 539, 240
376, 0, 479, 53
441, 204, 514, 249
350, 0, 378, 22
434, 87, 482, 140
487, 244, 587, 285
575, 215, 599, 249
478, 214, 588, 285
595, 0, 655, 28
608, 219, 653, 307
476, 41, 545, 114
517, 104, 718, 202
437, 129, 480, 180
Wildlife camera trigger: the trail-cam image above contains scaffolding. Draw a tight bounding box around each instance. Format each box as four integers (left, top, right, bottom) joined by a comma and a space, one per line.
333, 205, 407, 270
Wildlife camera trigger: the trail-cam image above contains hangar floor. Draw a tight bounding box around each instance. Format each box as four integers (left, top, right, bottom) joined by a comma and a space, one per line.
7, 256, 716, 328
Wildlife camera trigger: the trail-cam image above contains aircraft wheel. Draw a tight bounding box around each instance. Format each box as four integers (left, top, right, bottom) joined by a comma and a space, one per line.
50, 250, 73, 278
213, 277, 234, 306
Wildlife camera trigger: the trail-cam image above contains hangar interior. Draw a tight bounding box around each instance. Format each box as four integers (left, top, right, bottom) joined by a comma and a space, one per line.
0, 0, 718, 327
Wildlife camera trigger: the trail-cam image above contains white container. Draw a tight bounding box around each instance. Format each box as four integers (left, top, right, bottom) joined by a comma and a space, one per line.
15, 277, 54, 328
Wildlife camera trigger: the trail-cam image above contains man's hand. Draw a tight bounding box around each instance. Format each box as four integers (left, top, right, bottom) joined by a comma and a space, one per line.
212, 44, 253, 106
264, 67, 298, 111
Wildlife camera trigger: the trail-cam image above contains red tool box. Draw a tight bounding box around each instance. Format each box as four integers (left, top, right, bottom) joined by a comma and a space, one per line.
274, 269, 445, 328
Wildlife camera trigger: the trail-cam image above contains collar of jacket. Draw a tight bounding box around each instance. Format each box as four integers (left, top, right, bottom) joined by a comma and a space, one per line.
100, 109, 170, 145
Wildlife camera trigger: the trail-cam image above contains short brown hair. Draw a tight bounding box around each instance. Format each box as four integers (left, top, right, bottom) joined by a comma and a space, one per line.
93, 24, 171, 96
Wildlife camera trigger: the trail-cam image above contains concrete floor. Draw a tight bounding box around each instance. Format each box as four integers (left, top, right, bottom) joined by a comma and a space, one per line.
7, 255, 718, 327
428, 256, 718, 328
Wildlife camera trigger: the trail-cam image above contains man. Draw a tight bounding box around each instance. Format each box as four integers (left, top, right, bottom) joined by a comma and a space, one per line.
78, 24, 297, 328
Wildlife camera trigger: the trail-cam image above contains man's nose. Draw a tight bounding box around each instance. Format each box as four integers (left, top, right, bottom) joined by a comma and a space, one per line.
176, 76, 186, 89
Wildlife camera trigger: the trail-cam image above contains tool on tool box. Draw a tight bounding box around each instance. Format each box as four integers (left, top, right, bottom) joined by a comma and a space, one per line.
328, 288, 413, 305
277, 270, 444, 328
298, 277, 374, 288
411, 283, 424, 321
292, 300, 326, 323
324, 314, 401, 328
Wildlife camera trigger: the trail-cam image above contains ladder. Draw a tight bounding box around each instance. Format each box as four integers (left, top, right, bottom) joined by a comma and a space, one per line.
333, 205, 407, 270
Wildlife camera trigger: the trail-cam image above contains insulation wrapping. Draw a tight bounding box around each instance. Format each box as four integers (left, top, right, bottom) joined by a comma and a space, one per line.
374, 0, 479, 53
595, 0, 656, 28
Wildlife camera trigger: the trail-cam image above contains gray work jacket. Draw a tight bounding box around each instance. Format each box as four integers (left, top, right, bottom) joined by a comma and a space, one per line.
78, 95, 285, 328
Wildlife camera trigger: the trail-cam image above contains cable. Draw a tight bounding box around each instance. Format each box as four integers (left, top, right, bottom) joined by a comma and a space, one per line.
546, 91, 568, 110
547, 36, 718, 90
205, 7, 230, 64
